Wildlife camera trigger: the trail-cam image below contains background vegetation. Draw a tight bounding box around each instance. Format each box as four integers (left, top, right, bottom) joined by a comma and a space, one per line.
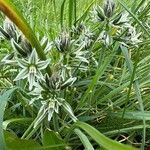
0, 0, 150, 149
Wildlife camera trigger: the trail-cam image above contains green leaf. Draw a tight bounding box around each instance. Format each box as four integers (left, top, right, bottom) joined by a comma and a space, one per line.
3, 118, 33, 130
76, 0, 96, 24
0, 88, 17, 150
60, 0, 66, 28
68, 0, 74, 29
74, 121, 137, 150
121, 45, 146, 149
112, 111, 150, 121
74, 128, 94, 150
4, 131, 41, 150
43, 129, 66, 150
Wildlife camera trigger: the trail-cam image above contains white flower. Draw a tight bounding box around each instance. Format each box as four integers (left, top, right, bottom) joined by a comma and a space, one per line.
79, 27, 93, 48
99, 31, 112, 46
14, 49, 50, 90
125, 24, 142, 45
33, 97, 77, 128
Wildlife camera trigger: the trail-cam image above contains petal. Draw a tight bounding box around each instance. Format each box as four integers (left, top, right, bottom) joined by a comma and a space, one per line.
62, 101, 77, 122
17, 58, 28, 68
14, 68, 28, 81
48, 108, 54, 121
37, 59, 50, 70
28, 72, 36, 90
36, 70, 44, 80
29, 49, 38, 64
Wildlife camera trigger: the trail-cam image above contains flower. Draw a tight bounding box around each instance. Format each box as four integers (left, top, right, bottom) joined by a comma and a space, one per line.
125, 24, 142, 45
34, 97, 77, 128
14, 49, 50, 90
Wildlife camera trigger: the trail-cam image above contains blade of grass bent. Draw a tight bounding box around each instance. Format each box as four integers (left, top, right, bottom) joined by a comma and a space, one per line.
74, 121, 137, 150
74, 128, 94, 150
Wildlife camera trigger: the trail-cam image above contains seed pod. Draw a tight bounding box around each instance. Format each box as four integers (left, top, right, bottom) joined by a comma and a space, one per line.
104, 0, 115, 18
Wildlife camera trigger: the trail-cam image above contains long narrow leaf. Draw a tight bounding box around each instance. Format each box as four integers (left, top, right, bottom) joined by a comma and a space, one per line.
0, 88, 17, 150
74, 121, 137, 150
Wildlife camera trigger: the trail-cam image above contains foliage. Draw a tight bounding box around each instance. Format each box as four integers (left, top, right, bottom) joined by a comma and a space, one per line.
0, 0, 150, 149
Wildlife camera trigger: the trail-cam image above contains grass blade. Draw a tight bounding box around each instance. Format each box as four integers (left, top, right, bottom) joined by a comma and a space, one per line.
0, 88, 17, 150
74, 121, 137, 150
74, 128, 94, 150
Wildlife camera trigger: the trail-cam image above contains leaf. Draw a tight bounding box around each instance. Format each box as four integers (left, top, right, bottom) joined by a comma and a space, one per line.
112, 111, 150, 121
74, 128, 94, 150
68, 0, 74, 28
60, 0, 66, 28
3, 118, 33, 130
121, 45, 146, 149
76, 43, 119, 110
4, 131, 41, 150
74, 121, 137, 150
43, 129, 66, 150
76, 0, 96, 24
0, 88, 17, 150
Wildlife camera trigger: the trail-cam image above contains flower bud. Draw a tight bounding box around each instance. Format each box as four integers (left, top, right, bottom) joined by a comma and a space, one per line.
45, 73, 61, 90
0, 26, 10, 39
3, 17, 17, 40
104, 0, 115, 18
11, 39, 28, 57
55, 31, 70, 53
61, 77, 77, 90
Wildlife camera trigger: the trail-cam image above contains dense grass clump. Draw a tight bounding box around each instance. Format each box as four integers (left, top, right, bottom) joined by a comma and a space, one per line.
0, 0, 150, 149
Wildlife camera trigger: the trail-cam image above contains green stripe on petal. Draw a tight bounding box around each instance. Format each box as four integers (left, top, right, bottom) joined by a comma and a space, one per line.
28, 72, 36, 91
17, 59, 28, 68
14, 68, 28, 81
36, 70, 44, 81
37, 60, 50, 70
29, 49, 38, 65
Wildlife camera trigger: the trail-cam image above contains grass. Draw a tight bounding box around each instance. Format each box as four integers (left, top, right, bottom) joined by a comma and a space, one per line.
0, 0, 150, 149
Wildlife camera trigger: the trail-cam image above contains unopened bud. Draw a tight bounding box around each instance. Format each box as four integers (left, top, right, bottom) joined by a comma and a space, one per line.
3, 17, 17, 40
11, 39, 27, 57
104, 0, 115, 18
55, 31, 70, 53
